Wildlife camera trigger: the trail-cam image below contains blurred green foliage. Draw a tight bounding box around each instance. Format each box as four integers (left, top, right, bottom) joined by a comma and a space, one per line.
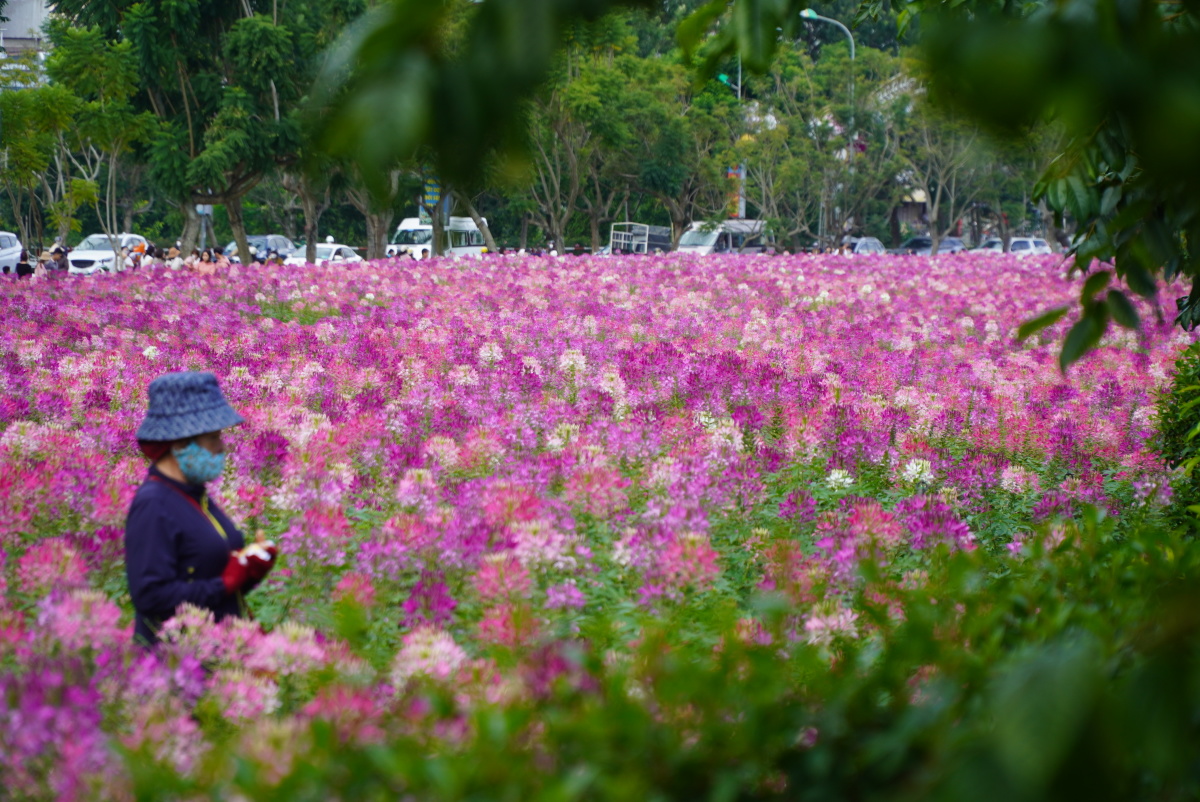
1157, 340, 1200, 525
122, 509, 1200, 800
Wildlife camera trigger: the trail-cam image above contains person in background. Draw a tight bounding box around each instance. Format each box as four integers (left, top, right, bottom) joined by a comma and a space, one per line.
214, 247, 230, 269
195, 249, 217, 277
49, 245, 69, 272
165, 247, 184, 270
126, 371, 278, 647
15, 250, 34, 278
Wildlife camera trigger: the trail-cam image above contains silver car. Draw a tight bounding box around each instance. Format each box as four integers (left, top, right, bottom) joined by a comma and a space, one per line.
0, 231, 22, 273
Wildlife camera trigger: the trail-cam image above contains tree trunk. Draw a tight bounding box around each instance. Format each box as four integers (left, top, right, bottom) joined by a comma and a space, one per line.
365, 211, 392, 260
431, 203, 445, 258
662, 198, 688, 249
180, 202, 202, 254
589, 213, 602, 253
303, 188, 320, 264
520, 216, 529, 250
346, 170, 399, 260
226, 196, 250, 263
453, 189, 497, 252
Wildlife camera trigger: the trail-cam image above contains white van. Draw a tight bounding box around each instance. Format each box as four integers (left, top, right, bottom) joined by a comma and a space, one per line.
676, 220, 768, 255
386, 217, 488, 260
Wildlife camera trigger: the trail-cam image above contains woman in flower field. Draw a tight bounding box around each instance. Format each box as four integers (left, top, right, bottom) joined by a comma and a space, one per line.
125, 371, 278, 646
2, 252, 1200, 798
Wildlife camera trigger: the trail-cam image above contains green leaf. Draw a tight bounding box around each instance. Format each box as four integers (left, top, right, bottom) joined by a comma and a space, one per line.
1123, 262, 1158, 299
991, 635, 1101, 790
1066, 174, 1094, 220
1059, 306, 1107, 371
678, 0, 728, 63
1017, 306, 1070, 340
1079, 270, 1111, 302
1045, 178, 1066, 212
1100, 184, 1122, 216
733, 0, 787, 73
1105, 289, 1139, 329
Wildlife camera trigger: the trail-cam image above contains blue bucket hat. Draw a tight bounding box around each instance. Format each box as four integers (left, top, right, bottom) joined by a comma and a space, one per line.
136, 371, 245, 442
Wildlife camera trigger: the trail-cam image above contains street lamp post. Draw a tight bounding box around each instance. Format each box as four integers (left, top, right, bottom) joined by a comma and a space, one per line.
717, 63, 748, 219
800, 9, 855, 248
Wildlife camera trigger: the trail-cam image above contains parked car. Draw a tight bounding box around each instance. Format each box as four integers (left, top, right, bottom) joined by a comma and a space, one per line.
973, 236, 1053, 256
1007, 236, 1053, 256
283, 241, 362, 266
847, 236, 886, 255
889, 236, 966, 255
677, 220, 769, 255
224, 235, 297, 263
68, 233, 148, 275
0, 231, 23, 273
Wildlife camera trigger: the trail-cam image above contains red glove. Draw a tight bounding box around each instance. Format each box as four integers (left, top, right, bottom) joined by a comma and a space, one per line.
222, 552, 251, 594
243, 542, 278, 584
222, 542, 278, 594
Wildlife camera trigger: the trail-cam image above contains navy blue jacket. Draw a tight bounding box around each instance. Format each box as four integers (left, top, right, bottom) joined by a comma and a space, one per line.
125, 465, 248, 645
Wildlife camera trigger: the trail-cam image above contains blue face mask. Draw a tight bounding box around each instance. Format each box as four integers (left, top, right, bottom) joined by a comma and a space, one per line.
173, 441, 226, 484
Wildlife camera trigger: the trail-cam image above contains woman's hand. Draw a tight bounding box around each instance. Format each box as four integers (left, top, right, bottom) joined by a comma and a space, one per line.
243, 542, 278, 583
221, 541, 278, 593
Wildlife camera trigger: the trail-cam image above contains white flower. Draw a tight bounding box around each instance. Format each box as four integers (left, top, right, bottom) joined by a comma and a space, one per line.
425, 436, 461, 468
596, 368, 626, 397
142, 345, 160, 359
901, 459, 934, 484
478, 342, 503, 365
558, 349, 587, 374
826, 469, 854, 490
391, 627, 470, 686
546, 422, 580, 452
449, 365, 480, 387
803, 607, 859, 647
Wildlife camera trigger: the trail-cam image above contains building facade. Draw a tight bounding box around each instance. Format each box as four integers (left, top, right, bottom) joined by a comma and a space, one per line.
3, 0, 50, 55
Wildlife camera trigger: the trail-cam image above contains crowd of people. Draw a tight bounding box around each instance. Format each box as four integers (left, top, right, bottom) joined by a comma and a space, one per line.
2, 241, 290, 279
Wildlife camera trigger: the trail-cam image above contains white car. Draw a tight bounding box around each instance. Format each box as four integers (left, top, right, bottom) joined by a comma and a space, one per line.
283, 242, 362, 266
974, 236, 1052, 256
68, 233, 148, 275
0, 231, 23, 273
847, 236, 885, 254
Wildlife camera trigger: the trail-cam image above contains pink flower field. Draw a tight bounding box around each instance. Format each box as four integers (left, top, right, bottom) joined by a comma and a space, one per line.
0, 252, 1192, 797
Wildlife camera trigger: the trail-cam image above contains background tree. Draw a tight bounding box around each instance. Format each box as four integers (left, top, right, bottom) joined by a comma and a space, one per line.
898, 96, 991, 252
0, 56, 77, 250
45, 23, 153, 249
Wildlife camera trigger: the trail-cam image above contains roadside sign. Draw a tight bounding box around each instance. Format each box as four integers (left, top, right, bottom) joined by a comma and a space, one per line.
423, 179, 441, 209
